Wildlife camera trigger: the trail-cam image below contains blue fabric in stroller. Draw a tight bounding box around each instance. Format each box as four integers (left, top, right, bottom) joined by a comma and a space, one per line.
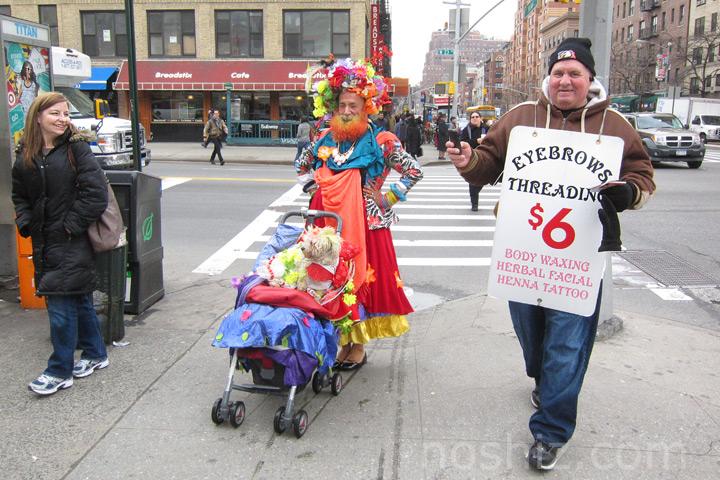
211, 222, 339, 387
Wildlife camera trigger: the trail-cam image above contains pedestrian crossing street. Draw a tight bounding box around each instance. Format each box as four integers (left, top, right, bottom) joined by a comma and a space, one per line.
192, 174, 500, 275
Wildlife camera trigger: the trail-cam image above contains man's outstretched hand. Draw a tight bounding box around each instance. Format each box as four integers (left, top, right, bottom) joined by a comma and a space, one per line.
447, 141, 473, 169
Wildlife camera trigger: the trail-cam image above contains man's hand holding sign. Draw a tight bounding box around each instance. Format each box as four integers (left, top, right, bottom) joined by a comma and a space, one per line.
447, 37, 655, 471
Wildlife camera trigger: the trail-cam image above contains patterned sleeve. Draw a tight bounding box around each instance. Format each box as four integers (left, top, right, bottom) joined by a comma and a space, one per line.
294, 139, 316, 186
383, 140, 424, 202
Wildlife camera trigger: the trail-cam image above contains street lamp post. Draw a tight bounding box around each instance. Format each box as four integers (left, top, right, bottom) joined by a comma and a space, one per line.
636, 39, 673, 113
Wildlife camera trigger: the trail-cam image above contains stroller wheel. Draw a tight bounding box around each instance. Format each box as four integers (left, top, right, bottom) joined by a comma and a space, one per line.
211, 398, 224, 425
229, 401, 245, 428
311, 371, 323, 394
273, 406, 287, 434
331, 373, 343, 396
292, 410, 309, 438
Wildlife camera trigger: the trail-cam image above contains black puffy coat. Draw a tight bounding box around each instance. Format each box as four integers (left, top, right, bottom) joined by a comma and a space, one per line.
12, 133, 108, 295
405, 121, 422, 157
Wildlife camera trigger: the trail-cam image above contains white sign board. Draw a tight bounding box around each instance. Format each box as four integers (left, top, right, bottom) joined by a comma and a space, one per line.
488, 126, 624, 316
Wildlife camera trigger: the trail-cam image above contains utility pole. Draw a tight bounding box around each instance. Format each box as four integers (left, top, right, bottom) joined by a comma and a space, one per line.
444, 0, 508, 119
579, 0, 622, 339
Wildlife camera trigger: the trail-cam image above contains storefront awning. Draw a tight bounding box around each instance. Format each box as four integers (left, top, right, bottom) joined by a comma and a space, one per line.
113, 60, 329, 91
78, 67, 118, 91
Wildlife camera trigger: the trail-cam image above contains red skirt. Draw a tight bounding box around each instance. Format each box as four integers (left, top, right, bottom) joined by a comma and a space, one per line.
308, 189, 413, 318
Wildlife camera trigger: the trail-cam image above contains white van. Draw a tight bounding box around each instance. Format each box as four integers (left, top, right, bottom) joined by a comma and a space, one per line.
51, 47, 150, 169
689, 114, 720, 143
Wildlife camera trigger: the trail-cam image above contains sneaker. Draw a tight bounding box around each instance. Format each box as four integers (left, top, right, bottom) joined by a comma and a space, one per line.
527, 440, 559, 470
28, 374, 73, 395
530, 387, 540, 409
73, 358, 109, 378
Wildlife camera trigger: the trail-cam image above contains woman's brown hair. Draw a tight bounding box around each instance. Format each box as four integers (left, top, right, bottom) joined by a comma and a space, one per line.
21, 92, 78, 167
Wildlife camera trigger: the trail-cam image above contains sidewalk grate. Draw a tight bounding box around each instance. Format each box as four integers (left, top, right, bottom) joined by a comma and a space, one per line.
617, 250, 720, 287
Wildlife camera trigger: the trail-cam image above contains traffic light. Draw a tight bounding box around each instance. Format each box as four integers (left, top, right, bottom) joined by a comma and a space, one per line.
435, 81, 456, 95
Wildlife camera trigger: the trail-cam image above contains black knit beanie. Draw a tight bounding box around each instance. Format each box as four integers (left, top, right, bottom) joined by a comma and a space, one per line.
548, 37, 596, 77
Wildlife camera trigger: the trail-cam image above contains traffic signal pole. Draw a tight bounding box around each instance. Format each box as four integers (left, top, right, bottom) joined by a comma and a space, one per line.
446, 0, 508, 119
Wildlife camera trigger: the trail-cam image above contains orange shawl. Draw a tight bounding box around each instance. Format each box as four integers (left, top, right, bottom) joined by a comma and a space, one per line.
314, 164, 367, 291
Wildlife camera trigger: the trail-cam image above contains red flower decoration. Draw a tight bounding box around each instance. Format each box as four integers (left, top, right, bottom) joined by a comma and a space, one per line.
241, 309, 252, 321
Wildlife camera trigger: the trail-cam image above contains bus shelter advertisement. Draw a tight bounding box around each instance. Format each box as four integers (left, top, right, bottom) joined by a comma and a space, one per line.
5, 41, 51, 145
488, 126, 623, 316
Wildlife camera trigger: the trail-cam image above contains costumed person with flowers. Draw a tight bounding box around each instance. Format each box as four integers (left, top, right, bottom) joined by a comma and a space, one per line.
295, 57, 424, 371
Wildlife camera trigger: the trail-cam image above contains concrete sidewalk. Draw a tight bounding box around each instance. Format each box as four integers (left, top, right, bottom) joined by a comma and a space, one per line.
147, 141, 451, 168
1, 280, 718, 479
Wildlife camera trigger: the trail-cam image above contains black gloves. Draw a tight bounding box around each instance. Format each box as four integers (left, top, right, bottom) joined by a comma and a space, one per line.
598, 195, 622, 252
600, 182, 637, 212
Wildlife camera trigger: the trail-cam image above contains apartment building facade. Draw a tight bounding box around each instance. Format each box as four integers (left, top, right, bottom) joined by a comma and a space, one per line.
5, 0, 393, 141
686, 0, 720, 98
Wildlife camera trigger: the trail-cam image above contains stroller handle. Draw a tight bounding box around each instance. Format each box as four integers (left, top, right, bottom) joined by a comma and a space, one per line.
280, 208, 343, 234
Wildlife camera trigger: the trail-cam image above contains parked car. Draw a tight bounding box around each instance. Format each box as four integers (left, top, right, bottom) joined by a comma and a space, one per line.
623, 112, 705, 169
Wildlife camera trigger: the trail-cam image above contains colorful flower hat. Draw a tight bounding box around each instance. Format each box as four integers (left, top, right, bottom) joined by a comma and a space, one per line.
307, 56, 392, 119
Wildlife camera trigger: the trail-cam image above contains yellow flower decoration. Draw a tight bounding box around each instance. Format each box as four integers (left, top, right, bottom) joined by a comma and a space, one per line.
343, 293, 357, 306
318, 146, 333, 160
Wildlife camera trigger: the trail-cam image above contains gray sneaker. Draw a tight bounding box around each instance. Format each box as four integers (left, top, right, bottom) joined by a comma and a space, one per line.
28, 374, 73, 395
73, 358, 109, 378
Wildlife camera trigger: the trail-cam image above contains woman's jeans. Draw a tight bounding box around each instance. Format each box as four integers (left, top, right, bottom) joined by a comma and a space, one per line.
45, 293, 107, 379
508, 294, 600, 445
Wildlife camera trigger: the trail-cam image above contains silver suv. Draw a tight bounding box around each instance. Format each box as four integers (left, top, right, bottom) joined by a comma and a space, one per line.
624, 113, 705, 169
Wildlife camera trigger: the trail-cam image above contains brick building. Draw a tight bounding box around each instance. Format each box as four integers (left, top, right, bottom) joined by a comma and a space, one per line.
609, 0, 691, 101
686, 0, 720, 98
5, 0, 393, 141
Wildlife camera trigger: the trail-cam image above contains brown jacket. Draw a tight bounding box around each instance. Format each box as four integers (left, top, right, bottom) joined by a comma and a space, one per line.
459, 81, 655, 208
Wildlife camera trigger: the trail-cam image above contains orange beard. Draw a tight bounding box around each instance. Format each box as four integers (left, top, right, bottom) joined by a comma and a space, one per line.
330, 112, 369, 142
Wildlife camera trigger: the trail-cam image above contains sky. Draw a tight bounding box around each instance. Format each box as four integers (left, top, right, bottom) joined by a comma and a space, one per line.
390, 0, 518, 84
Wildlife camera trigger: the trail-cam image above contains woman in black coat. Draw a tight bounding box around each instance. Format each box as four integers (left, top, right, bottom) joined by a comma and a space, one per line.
460, 114, 489, 211
12, 92, 110, 396
404, 116, 422, 158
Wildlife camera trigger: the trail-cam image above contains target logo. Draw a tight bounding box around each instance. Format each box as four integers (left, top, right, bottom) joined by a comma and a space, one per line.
8, 91, 16, 105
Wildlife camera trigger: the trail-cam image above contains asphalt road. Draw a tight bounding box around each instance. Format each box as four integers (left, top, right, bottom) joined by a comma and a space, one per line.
143, 152, 720, 330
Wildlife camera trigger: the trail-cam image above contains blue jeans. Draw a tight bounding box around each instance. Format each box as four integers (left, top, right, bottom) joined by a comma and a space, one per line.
45, 294, 107, 379
508, 292, 600, 445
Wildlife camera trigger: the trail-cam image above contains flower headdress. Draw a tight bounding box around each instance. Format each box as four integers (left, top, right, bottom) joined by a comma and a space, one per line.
307, 55, 392, 119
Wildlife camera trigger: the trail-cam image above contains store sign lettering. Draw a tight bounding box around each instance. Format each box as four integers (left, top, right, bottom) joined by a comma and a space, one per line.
155, 72, 192, 79
2, 19, 49, 41
230, 72, 250, 79
288, 71, 327, 80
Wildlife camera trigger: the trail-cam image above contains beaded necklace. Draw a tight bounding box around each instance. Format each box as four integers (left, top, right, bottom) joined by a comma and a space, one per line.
331, 141, 356, 166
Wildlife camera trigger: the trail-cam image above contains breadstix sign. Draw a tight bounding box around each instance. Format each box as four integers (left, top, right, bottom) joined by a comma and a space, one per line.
488, 126, 624, 316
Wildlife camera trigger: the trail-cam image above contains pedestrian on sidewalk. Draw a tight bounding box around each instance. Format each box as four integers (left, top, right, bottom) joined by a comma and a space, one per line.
460, 113, 488, 211
297, 57, 423, 371
394, 114, 407, 149
435, 113, 449, 160
447, 38, 656, 470
12, 92, 110, 396
203, 109, 228, 165
404, 116, 423, 159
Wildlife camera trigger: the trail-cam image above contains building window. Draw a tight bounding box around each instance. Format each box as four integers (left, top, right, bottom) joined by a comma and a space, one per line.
697, 0, 706, 6
705, 76, 712, 88
81, 12, 128, 57
215, 10, 263, 58
651, 16, 658, 34
628, 24, 634, 41
148, 10, 195, 57
0, 6, 9, 15
629, 0, 635, 16
712, 13, 718, 32
38, 5, 59, 46
695, 17, 705, 37
715, 74, 720, 87
662, 12, 666, 30
622, 27, 625, 42
622, 2, 626, 19
693, 47, 703, 64
283, 10, 350, 58
679, 5, 685, 23
151, 91, 203, 122
671, 9, 675, 23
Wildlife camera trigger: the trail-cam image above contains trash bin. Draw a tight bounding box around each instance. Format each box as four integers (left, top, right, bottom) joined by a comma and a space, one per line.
106, 171, 164, 315
94, 245, 127, 344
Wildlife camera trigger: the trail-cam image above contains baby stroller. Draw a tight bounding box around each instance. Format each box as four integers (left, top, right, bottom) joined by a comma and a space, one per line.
210, 209, 351, 438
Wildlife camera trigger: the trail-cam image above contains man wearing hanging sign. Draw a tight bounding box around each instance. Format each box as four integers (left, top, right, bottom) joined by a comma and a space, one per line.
447, 38, 655, 471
